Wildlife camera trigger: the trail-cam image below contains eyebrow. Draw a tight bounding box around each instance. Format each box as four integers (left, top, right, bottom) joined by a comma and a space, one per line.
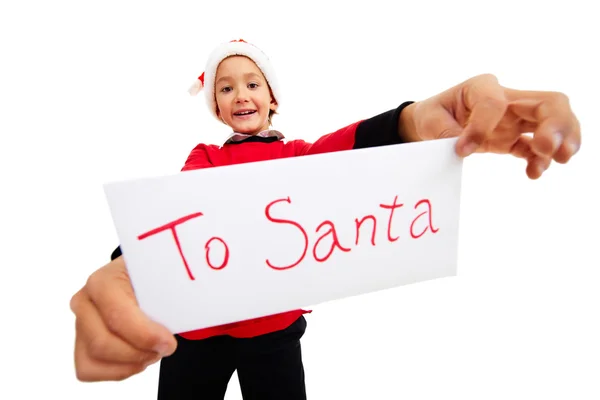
216, 72, 262, 85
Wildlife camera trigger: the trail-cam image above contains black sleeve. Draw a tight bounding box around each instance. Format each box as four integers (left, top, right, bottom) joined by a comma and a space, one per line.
111, 246, 122, 260
353, 101, 414, 149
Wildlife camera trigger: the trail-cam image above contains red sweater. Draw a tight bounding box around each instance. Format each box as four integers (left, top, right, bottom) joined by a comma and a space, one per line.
110, 102, 413, 340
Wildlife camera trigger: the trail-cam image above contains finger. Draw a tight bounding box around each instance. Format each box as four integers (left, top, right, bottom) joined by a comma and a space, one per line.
526, 155, 552, 180
457, 74, 508, 156
74, 289, 161, 365
509, 135, 535, 160
86, 258, 177, 357
506, 92, 581, 163
508, 135, 551, 179
74, 332, 151, 382
553, 115, 581, 164
418, 106, 475, 158
416, 103, 463, 139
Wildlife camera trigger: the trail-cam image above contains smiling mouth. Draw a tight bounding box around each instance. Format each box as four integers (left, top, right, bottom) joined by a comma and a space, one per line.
234, 110, 256, 116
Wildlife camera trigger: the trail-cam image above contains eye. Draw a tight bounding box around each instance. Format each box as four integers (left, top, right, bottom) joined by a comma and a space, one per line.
248, 82, 259, 89
220, 86, 232, 93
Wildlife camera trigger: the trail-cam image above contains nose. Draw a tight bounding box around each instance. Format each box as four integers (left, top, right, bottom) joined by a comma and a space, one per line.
234, 86, 250, 103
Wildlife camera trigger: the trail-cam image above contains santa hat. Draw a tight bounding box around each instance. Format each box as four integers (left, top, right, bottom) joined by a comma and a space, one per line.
188, 39, 281, 121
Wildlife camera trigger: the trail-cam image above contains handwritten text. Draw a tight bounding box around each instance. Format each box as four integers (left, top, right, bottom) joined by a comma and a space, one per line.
137, 195, 439, 280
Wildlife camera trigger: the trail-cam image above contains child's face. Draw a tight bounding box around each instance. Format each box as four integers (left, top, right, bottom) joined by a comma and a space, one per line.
214, 56, 277, 135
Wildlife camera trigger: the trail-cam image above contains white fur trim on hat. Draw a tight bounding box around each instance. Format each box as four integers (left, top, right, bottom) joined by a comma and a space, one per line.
188, 39, 280, 121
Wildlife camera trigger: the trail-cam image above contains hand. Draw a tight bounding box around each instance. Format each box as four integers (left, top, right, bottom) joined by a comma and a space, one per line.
402, 74, 581, 179
70, 256, 177, 381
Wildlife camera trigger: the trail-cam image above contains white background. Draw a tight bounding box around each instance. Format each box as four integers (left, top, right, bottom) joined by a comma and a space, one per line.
1, 0, 598, 399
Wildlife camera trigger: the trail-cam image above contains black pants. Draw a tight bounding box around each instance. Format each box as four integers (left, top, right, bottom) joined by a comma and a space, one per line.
157, 316, 307, 400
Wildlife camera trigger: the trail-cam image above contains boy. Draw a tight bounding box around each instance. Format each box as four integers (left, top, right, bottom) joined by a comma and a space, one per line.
120, 38, 417, 399
71, 39, 581, 400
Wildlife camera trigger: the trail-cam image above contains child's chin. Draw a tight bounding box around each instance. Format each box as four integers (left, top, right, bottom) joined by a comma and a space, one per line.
234, 124, 261, 135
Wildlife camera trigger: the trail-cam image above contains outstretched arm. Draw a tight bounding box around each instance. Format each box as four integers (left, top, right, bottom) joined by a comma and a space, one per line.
294, 101, 416, 156
297, 74, 581, 179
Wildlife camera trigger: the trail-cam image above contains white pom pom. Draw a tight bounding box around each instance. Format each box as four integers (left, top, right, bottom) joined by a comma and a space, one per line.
188, 79, 203, 96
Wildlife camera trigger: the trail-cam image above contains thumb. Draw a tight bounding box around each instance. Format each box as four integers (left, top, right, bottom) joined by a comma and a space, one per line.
86, 257, 177, 357
417, 104, 465, 149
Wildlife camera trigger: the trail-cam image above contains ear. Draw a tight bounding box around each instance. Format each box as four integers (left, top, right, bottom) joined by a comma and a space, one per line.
270, 97, 278, 112
268, 87, 278, 111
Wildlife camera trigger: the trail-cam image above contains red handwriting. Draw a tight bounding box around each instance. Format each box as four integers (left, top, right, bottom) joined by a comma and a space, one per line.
313, 221, 352, 263
137, 195, 439, 280
379, 195, 404, 242
205, 237, 229, 270
264, 197, 309, 270
138, 212, 203, 280
263, 195, 438, 270
410, 199, 439, 238
137, 212, 230, 280
355, 215, 377, 246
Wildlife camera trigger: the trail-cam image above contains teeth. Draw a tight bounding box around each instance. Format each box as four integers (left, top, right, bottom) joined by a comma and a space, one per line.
236, 110, 255, 115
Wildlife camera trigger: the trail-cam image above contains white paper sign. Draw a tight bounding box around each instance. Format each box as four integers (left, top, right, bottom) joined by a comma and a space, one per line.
104, 138, 463, 334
